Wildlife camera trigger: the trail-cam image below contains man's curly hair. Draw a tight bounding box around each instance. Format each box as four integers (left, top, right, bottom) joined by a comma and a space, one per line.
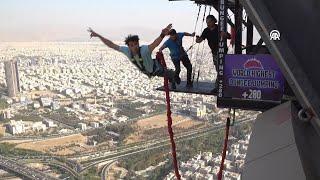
125, 35, 139, 45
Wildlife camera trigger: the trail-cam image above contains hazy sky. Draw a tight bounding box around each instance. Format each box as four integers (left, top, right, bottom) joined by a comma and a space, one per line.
0, 0, 212, 42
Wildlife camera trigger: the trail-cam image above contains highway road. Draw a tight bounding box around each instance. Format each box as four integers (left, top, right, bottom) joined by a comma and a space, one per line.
0, 155, 58, 180
101, 161, 117, 180
79, 117, 255, 173
0, 117, 255, 179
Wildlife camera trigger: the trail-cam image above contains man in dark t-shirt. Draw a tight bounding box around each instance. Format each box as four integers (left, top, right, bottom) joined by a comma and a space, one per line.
196, 15, 230, 91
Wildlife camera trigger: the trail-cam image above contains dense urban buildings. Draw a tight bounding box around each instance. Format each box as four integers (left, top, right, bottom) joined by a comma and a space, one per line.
0, 42, 256, 179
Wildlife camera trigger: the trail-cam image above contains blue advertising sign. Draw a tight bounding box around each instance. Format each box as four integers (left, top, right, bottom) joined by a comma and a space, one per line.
223, 54, 284, 103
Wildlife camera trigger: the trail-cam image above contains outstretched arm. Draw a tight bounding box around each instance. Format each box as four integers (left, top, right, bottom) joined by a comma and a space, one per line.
88, 28, 120, 51
184, 32, 195, 37
158, 44, 167, 52
148, 24, 172, 52
196, 29, 207, 43
196, 36, 204, 43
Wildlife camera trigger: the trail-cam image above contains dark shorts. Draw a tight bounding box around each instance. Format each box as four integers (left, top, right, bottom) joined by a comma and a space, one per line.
146, 59, 175, 83
151, 59, 164, 76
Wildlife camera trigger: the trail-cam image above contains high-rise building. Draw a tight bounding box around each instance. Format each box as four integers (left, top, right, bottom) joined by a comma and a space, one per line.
4, 60, 20, 97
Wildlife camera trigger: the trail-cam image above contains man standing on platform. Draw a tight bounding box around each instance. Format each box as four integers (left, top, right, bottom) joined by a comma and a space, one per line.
159, 29, 195, 88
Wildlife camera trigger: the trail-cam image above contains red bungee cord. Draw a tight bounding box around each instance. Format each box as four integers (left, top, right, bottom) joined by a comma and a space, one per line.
217, 117, 231, 180
156, 52, 181, 180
